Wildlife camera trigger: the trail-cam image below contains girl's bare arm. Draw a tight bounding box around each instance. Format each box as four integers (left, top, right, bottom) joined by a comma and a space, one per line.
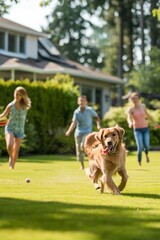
0, 104, 10, 119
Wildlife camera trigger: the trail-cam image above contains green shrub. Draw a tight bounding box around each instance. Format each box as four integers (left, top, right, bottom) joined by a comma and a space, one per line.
102, 107, 160, 150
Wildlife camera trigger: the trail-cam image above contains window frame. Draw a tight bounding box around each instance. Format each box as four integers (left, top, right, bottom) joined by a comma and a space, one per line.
0, 31, 6, 50
0, 30, 26, 57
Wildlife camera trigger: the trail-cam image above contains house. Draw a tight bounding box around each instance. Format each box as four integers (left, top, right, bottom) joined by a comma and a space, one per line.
0, 17, 123, 117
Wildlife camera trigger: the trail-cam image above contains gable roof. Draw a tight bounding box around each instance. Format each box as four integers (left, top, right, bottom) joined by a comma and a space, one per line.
0, 17, 46, 37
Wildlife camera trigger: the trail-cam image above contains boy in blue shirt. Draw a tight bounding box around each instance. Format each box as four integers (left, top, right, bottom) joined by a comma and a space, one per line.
66, 95, 101, 169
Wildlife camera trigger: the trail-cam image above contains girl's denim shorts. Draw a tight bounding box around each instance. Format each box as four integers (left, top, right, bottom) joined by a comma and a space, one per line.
5, 128, 24, 139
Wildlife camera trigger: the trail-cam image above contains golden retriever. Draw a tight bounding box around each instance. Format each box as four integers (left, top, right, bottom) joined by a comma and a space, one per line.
84, 125, 128, 195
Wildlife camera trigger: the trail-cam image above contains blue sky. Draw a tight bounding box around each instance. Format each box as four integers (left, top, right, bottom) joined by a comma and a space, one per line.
4, 0, 56, 31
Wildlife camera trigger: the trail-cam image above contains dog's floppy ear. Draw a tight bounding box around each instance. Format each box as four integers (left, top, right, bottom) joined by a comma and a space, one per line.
115, 124, 125, 140
95, 128, 105, 143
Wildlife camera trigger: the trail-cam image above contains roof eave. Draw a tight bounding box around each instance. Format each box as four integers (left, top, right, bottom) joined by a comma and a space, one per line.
0, 17, 47, 37
0, 65, 123, 84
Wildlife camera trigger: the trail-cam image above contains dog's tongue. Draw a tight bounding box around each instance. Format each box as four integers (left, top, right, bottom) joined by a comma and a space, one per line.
103, 147, 108, 154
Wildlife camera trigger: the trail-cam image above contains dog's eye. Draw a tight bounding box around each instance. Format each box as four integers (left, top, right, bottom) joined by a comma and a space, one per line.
104, 134, 107, 139
112, 133, 116, 136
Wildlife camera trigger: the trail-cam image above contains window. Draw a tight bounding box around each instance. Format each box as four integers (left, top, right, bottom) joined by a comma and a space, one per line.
8, 33, 17, 52
0, 31, 26, 54
81, 85, 103, 117
0, 31, 5, 50
19, 35, 25, 53
96, 89, 102, 107
81, 86, 92, 102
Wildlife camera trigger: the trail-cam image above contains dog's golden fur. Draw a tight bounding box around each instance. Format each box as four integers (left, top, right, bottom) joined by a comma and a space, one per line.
84, 125, 128, 195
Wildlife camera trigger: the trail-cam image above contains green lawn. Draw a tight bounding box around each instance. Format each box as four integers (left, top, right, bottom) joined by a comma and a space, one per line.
0, 152, 160, 240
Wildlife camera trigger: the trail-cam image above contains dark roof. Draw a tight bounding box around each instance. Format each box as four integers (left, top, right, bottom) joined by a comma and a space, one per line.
0, 52, 123, 84
38, 39, 78, 69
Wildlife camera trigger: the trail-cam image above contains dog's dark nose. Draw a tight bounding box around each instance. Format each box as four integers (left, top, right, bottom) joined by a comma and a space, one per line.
107, 141, 112, 146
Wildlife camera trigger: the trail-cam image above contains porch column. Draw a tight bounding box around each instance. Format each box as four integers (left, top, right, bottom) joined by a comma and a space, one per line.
92, 88, 96, 103
11, 69, 15, 81
79, 85, 82, 95
33, 72, 37, 81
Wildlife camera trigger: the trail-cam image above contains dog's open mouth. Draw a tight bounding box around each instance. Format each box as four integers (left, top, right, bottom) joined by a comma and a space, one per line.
103, 142, 117, 154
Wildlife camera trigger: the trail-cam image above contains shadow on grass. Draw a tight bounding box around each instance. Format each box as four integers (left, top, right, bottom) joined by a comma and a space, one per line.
123, 193, 160, 199
0, 197, 160, 240
0, 155, 76, 163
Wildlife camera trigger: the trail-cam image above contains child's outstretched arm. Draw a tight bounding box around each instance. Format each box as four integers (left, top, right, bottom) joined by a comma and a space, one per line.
65, 121, 77, 136
0, 104, 10, 120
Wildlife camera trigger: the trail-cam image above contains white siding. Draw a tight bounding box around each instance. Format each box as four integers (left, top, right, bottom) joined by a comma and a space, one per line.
26, 35, 38, 59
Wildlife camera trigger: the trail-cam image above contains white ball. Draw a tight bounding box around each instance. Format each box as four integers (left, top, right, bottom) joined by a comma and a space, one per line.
25, 178, 30, 183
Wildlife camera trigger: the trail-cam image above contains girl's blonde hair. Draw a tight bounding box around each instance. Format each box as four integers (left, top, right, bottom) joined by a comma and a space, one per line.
129, 92, 140, 100
14, 86, 31, 110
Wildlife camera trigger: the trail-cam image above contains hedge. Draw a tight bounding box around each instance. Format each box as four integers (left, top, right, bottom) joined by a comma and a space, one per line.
0, 75, 79, 156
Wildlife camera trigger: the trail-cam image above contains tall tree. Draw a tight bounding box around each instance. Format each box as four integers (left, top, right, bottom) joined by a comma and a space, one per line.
92, 0, 137, 104
140, 0, 145, 64
43, 0, 105, 68
149, 0, 160, 48
91, 0, 136, 75
0, 0, 19, 16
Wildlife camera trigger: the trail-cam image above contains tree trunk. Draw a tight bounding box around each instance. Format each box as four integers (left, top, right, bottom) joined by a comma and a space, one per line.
117, 2, 125, 106
140, 0, 145, 65
150, 0, 159, 47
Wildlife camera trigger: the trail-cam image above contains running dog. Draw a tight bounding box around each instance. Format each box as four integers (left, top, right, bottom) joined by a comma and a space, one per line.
84, 125, 128, 195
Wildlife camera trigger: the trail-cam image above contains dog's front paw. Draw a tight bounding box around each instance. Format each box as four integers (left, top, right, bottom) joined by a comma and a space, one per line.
94, 183, 101, 190
113, 190, 120, 195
